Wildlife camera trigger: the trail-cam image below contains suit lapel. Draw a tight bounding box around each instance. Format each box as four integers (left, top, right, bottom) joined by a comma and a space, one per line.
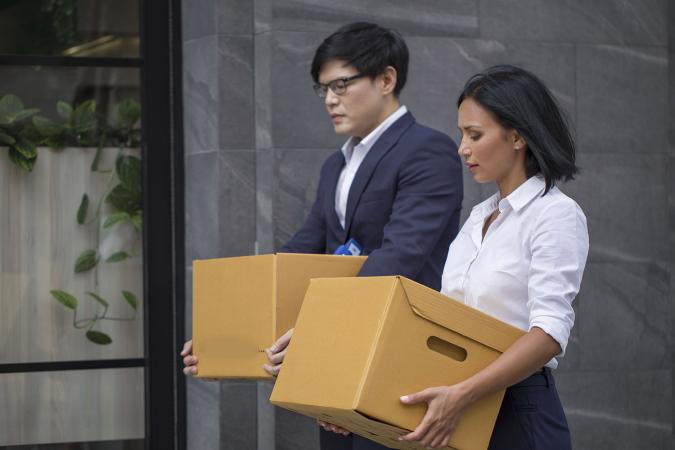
344, 112, 416, 236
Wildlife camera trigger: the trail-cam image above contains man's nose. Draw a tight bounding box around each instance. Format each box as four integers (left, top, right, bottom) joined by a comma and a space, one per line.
324, 89, 339, 107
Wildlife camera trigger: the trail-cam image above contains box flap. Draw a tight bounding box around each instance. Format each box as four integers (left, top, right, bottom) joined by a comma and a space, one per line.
273, 253, 366, 337
398, 277, 524, 353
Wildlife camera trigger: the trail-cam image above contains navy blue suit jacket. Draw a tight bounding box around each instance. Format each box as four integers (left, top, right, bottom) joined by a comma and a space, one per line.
280, 112, 462, 290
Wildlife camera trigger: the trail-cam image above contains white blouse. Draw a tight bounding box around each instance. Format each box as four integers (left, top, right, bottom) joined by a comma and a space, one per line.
441, 176, 589, 368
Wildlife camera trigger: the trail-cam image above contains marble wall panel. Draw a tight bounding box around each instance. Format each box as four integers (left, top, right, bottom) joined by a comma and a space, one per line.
272, 148, 335, 249
183, 0, 253, 40
670, 2, 675, 49
182, 1, 675, 449
218, 150, 257, 257
186, 377, 220, 450
256, 148, 276, 254
480, 0, 668, 46
560, 153, 669, 264
183, 36, 220, 155
255, 0, 479, 38
576, 45, 668, 155
257, 382, 276, 450
274, 408, 319, 450
404, 38, 576, 140
577, 262, 670, 370
217, 36, 255, 150
260, 31, 344, 150
185, 151, 220, 261
557, 370, 673, 449
220, 380, 258, 450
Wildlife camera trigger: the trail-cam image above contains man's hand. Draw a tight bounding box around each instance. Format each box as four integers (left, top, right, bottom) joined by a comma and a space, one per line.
180, 340, 199, 376
263, 328, 294, 377
317, 419, 351, 436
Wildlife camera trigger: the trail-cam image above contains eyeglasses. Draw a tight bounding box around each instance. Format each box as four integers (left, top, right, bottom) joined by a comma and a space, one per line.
313, 74, 365, 98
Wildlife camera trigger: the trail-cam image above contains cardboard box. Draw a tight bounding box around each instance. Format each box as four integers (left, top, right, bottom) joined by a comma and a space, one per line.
270, 276, 525, 450
192, 253, 366, 379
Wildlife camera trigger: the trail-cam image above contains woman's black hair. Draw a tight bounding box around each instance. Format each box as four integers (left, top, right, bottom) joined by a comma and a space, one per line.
311, 22, 409, 96
457, 65, 577, 194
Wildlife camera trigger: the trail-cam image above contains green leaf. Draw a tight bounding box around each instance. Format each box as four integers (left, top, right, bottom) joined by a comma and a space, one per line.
114, 98, 141, 128
57, 100, 73, 120
76, 194, 89, 224
122, 290, 138, 311
33, 116, 62, 137
72, 100, 96, 132
50, 289, 78, 310
103, 211, 130, 229
0, 131, 15, 145
0, 95, 24, 119
86, 330, 112, 345
106, 251, 130, 263
74, 249, 98, 273
130, 214, 143, 232
115, 155, 141, 193
86, 292, 109, 308
8, 147, 36, 171
12, 136, 37, 158
8, 108, 39, 123
106, 183, 141, 213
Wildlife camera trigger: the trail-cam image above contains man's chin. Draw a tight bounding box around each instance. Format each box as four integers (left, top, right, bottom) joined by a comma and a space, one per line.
332, 123, 352, 136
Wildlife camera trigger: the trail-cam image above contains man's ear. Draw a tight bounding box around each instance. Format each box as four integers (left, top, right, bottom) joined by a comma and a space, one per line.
380, 66, 398, 96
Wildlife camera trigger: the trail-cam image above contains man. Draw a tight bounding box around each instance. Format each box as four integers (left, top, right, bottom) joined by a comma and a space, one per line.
182, 22, 463, 450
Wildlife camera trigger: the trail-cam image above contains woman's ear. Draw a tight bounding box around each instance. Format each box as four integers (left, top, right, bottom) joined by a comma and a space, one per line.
380, 66, 398, 96
512, 131, 527, 150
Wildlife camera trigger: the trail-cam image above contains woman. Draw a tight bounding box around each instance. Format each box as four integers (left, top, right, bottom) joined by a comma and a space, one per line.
398, 65, 589, 450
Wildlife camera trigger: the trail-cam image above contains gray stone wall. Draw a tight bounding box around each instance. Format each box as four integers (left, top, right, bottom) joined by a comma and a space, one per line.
182, 1, 675, 449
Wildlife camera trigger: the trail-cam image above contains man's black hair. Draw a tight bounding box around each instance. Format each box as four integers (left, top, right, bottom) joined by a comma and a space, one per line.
311, 22, 409, 96
458, 65, 578, 194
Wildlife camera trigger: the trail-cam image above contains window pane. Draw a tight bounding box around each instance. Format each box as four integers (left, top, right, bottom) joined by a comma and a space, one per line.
2, 439, 143, 450
0, 368, 144, 446
0, 0, 139, 58
1, 66, 143, 363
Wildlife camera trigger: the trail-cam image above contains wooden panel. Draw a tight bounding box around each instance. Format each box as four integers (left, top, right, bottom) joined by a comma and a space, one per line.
0, 368, 144, 445
0, 147, 143, 363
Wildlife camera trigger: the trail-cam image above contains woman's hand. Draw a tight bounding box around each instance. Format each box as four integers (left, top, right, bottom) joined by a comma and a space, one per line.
398, 327, 563, 449
317, 419, 351, 436
398, 383, 472, 449
263, 328, 294, 377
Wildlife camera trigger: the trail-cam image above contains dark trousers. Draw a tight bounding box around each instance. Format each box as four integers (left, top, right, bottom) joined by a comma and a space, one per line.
320, 429, 389, 450
320, 368, 570, 450
488, 367, 571, 450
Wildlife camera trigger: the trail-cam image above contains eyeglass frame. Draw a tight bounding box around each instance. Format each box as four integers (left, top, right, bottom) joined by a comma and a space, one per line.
313, 73, 366, 98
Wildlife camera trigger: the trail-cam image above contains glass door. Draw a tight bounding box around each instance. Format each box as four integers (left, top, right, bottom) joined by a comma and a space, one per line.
0, 1, 184, 448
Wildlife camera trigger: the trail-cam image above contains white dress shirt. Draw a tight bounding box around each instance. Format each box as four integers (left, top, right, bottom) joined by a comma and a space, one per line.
441, 176, 589, 368
335, 105, 408, 229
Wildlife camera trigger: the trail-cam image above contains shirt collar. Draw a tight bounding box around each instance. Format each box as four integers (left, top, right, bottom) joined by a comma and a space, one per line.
470, 176, 546, 221
503, 176, 546, 212
340, 105, 408, 162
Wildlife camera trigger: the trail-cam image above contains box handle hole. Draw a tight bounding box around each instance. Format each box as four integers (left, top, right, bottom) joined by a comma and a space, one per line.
427, 336, 467, 362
